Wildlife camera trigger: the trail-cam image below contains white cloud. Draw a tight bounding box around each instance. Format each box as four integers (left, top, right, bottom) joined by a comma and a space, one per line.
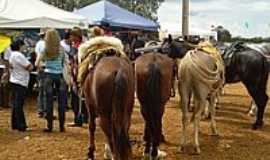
158, 0, 270, 37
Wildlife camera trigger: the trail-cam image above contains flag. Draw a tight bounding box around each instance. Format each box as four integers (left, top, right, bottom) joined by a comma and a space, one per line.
244, 21, 249, 29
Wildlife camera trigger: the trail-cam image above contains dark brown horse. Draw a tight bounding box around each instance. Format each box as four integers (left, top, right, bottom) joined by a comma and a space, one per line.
135, 52, 174, 159
83, 56, 135, 160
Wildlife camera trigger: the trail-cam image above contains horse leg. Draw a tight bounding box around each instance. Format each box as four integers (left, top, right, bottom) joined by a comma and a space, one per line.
170, 79, 176, 97
247, 100, 257, 117
253, 91, 268, 129
142, 121, 151, 160
244, 83, 268, 129
193, 99, 205, 155
88, 110, 96, 160
152, 116, 166, 160
188, 93, 194, 112
99, 117, 113, 160
209, 95, 218, 136
202, 99, 210, 119
179, 87, 190, 153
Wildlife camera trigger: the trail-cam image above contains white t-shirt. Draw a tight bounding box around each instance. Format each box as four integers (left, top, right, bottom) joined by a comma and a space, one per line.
35, 40, 45, 56
9, 51, 31, 87
60, 40, 71, 54
4, 47, 12, 61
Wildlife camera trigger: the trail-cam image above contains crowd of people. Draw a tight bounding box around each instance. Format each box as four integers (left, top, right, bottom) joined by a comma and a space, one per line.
0, 25, 118, 132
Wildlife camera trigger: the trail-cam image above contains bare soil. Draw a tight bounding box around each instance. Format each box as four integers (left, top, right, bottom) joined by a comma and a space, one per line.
0, 82, 270, 160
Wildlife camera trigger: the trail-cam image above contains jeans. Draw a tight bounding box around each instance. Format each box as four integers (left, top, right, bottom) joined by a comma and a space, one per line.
71, 90, 88, 125
44, 73, 67, 130
11, 83, 27, 130
37, 71, 46, 115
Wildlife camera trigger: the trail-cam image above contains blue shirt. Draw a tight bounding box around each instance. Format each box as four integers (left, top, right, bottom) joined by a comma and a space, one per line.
43, 48, 64, 74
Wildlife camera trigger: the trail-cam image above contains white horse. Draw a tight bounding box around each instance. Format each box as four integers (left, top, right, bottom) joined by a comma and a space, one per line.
178, 49, 224, 154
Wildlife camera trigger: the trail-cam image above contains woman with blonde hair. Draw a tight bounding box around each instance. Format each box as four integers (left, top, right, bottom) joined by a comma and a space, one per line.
36, 29, 67, 132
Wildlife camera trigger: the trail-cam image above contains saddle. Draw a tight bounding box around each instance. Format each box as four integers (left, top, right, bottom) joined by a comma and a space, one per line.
196, 41, 224, 68
223, 42, 247, 59
194, 41, 225, 91
77, 36, 127, 86
222, 41, 249, 67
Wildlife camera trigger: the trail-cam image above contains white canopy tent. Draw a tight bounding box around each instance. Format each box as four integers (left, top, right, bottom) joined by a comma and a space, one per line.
0, 0, 87, 29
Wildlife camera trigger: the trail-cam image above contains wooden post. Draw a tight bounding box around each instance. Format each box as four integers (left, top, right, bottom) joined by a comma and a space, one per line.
182, 0, 189, 40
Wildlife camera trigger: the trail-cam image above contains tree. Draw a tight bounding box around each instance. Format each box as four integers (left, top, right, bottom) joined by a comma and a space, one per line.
215, 25, 232, 42
42, 0, 164, 21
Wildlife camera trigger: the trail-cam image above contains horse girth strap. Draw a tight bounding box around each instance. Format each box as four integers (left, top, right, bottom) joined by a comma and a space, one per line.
77, 46, 127, 86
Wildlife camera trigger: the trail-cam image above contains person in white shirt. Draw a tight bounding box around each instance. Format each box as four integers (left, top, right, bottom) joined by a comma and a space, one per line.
9, 39, 33, 131
4, 47, 12, 62
35, 33, 45, 57
60, 32, 71, 54
35, 31, 46, 117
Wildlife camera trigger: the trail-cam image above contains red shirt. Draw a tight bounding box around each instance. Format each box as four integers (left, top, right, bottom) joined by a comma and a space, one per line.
70, 40, 82, 90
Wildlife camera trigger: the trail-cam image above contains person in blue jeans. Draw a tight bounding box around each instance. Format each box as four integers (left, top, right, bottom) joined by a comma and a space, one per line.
9, 39, 33, 131
35, 29, 46, 117
36, 29, 67, 132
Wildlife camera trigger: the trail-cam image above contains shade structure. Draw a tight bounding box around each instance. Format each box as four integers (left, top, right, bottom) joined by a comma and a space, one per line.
0, 0, 87, 29
74, 0, 159, 31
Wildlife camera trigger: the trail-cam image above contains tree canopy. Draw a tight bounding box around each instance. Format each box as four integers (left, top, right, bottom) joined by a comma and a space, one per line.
42, 0, 165, 21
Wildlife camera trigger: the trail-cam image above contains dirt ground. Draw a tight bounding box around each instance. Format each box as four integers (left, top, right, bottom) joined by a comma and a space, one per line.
0, 82, 270, 160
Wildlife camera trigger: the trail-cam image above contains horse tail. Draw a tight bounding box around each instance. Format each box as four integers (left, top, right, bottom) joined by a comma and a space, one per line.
259, 56, 269, 89
111, 69, 131, 160
145, 63, 162, 142
259, 57, 269, 96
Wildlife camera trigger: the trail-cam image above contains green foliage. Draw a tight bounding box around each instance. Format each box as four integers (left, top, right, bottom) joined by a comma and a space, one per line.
42, 0, 164, 21
215, 25, 232, 42
230, 37, 270, 43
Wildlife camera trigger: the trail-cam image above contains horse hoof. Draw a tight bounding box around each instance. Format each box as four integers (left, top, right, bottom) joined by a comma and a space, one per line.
252, 123, 263, 130
104, 144, 112, 160
247, 112, 255, 117
193, 147, 201, 155
210, 132, 219, 137
178, 146, 186, 154
170, 91, 176, 97
157, 150, 167, 159
160, 135, 166, 143
142, 153, 150, 160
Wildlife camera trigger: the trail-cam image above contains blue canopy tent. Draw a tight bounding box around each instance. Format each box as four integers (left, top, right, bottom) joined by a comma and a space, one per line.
74, 0, 159, 31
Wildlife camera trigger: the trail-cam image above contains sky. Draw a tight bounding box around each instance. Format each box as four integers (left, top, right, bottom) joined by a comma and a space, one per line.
158, 0, 270, 38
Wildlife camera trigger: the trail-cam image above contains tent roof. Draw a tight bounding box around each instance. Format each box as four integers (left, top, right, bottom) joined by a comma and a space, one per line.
74, 0, 159, 31
0, 0, 87, 29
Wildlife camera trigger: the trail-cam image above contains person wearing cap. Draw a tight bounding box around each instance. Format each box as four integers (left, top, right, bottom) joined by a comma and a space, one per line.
9, 39, 33, 131
101, 22, 113, 37
35, 29, 46, 118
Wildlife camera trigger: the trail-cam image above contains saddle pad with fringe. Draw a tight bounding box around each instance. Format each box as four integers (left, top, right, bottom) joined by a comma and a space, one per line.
78, 36, 127, 85
197, 41, 224, 72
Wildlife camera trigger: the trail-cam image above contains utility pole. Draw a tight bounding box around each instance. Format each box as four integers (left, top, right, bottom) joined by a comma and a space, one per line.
182, 0, 189, 40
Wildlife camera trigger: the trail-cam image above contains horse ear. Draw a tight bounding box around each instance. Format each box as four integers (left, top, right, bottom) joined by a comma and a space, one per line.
168, 34, 173, 43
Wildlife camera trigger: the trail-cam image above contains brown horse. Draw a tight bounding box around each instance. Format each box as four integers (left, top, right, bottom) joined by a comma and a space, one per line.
135, 52, 174, 159
83, 55, 135, 160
